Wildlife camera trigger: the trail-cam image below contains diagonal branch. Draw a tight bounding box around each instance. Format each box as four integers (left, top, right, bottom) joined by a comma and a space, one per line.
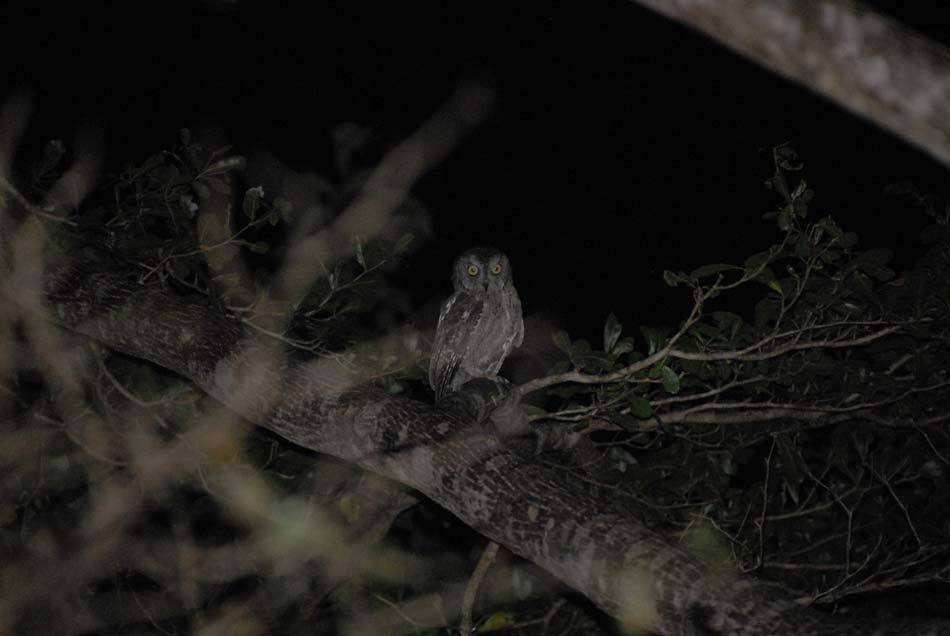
22, 250, 836, 636
15, 231, 947, 634
630, 0, 950, 166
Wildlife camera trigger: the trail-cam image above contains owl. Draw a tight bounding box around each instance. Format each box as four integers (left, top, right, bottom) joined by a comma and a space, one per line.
429, 246, 524, 401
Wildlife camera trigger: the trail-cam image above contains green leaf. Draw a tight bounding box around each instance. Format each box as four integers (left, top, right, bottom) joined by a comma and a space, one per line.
628, 395, 653, 419
744, 250, 772, 271
792, 186, 813, 218
613, 414, 642, 433
206, 156, 246, 174
774, 144, 803, 171
777, 206, 793, 231
819, 248, 840, 264
689, 263, 741, 280
682, 520, 732, 566
854, 249, 895, 281
585, 351, 614, 372
640, 326, 667, 356
547, 359, 570, 375
841, 232, 859, 248
571, 339, 591, 360
790, 179, 807, 200
611, 337, 636, 356
552, 330, 572, 355
747, 266, 777, 289
249, 241, 270, 254
767, 279, 783, 295
711, 311, 742, 327
603, 313, 622, 353
766, 172, 789, 200
712, 311, 745, 341
794, 233, 811, 258
338, 494, 362, 523
720, 452, 737, 476
478, 612, 515, 632
663, 270, 688, 287
243, 187, 262, 220
660, 366, 680, 394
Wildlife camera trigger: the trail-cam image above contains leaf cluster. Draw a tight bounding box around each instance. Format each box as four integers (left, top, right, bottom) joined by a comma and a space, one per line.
532, 145, 950, 601
49, 127, 426, 362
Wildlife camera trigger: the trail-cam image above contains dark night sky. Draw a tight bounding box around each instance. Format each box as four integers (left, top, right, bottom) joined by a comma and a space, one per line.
4, 1, 950, 342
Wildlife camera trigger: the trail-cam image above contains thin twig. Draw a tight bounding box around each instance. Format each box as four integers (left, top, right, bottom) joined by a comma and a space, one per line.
520, 287, 705, 395
460, 540, 501, 635
0, 175, 78, 225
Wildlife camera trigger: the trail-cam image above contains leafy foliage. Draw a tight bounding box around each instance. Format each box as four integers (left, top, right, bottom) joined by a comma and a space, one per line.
53, 127, 428, 371
531, 144, 950, 606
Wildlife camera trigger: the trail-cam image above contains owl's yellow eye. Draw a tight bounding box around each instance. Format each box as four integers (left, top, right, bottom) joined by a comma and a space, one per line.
467, 265, 479, 276
490, 263, 503, 275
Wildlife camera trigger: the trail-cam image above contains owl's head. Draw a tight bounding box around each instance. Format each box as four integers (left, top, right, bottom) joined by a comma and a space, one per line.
451, 246, 514, 292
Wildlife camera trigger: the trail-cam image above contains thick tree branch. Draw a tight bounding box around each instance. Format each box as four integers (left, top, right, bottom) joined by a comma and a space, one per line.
13, 248, 946, 635
630, 0, 950, 165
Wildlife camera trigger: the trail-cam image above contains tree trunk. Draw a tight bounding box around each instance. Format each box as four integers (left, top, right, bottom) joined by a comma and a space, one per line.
631, 0, 950, 167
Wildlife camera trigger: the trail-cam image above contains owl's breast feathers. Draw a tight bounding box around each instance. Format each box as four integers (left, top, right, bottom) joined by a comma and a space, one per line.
429, 288, 523, 400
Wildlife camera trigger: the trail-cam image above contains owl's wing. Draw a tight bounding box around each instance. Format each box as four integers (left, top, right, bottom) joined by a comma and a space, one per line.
429, 293, 484, 400
511, 290, 524, 349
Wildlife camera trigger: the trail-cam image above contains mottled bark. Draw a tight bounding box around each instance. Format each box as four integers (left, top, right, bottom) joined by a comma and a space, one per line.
26, 253, 948, 635
632, 0, 950, 166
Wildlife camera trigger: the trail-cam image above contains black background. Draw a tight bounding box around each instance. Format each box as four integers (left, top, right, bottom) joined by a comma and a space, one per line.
4, 1, 950, 342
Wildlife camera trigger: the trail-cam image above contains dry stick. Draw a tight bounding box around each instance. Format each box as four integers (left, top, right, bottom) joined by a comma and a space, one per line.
520, 277, 902, 396
671, 324, 901, 361
372, 594, 424, 630
522, 320, 899, 396
660, 378, 950, 425
0, 177, 78, 225
519, 288, 705, 395
867, 463, 923, 548
756, 437, 776, 571
651, 375, 767, 407
460, 540, 501, 635
808, 567, 950, 606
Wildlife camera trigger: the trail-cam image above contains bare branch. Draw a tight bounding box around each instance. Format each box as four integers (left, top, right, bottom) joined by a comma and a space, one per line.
630, 0, 950, 165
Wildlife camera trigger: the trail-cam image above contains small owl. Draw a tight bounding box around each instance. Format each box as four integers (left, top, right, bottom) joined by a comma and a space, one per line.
429, 246, 524, 401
